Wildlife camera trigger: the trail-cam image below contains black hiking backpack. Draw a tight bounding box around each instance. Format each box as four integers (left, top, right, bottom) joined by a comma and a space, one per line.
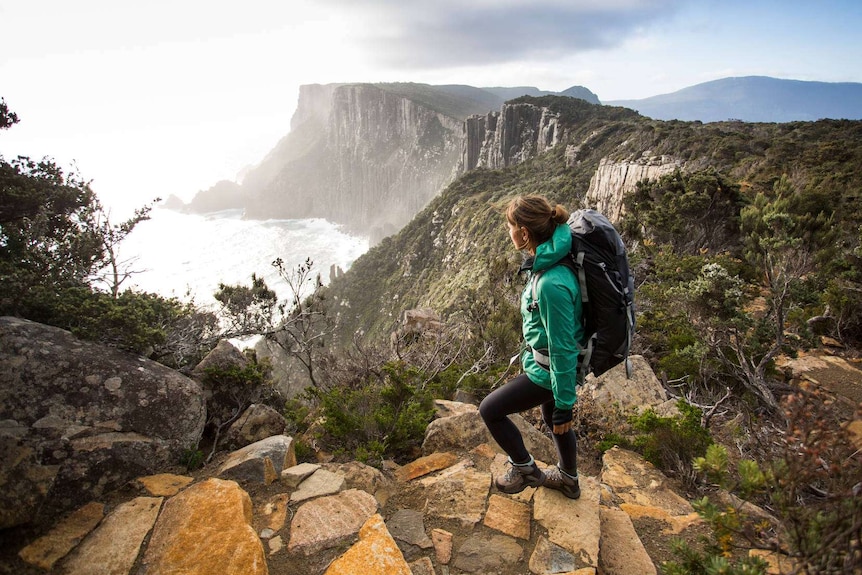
529, 209, 636, 381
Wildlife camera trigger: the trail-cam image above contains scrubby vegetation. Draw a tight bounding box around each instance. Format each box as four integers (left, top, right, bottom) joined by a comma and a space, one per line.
4, 95, 861, 571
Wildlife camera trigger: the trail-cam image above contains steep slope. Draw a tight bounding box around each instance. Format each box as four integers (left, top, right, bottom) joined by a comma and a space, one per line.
608, 76, 862, 122
239, 83, 469, 242
325, 96, 862, 344
186, 83, 599, 241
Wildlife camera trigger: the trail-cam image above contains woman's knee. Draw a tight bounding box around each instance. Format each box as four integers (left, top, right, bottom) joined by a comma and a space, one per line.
478, 393, 497, 423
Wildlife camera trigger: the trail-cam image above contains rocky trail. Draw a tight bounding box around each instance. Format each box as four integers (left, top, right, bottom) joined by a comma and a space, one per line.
7, 400, 800, 575
4, 317, 860, 574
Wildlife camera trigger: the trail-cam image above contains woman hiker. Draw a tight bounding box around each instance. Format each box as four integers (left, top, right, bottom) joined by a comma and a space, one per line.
479, 195, 583, 499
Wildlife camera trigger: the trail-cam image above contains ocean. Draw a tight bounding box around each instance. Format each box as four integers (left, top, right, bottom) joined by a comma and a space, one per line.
119, 208, 369, 310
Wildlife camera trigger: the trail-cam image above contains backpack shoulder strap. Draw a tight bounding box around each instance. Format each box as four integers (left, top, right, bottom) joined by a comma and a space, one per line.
529, 270, 543, 312
575, 250, 589, 303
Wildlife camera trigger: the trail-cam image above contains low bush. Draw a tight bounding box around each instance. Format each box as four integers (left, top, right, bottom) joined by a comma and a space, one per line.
306, 360, 436, 466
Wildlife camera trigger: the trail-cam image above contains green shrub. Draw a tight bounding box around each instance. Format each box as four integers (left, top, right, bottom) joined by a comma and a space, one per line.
662, 538, 768, 575
630, 401, 712, 474
292, 437, 315, 464
595, 431, 632, 454
20, 285, 200, 356
283, 397, 312, 436
591, 401, 712, 482
310, 361, 436, 465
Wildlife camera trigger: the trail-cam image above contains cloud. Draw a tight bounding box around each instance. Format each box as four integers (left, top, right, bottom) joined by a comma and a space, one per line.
317, 0, 683, 68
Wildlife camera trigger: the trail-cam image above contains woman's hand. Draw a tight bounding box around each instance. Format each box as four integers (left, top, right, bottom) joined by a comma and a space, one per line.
552, 407, 573, 435
553, 421, 573, 435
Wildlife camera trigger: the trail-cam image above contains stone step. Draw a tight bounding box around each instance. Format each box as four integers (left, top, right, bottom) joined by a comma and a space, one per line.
14, 434, 697, 575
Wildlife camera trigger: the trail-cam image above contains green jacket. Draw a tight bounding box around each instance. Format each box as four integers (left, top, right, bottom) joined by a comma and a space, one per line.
520, 223, 584, 410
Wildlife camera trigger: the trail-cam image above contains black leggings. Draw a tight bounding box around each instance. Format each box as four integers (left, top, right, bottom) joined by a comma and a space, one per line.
479, 373, 578, 473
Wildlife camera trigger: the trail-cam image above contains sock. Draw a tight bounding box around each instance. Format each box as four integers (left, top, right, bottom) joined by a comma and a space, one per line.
558, 465, 578, 481
509, 455, 534, 467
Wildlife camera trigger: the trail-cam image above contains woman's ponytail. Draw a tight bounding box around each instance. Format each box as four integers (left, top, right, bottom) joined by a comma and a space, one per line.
551, 204, 569, 225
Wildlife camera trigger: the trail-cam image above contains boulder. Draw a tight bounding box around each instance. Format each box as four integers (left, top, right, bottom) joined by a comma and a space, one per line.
585, 355, 679, 416
219, 435, 297, 485
0, 317, 206, 527
141, 478, 267, 575
224, 403, 287, 449
421, 406, 556, 464
191, 340, 253, 429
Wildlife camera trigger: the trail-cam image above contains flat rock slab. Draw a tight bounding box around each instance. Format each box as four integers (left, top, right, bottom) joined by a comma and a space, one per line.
453, 533, 523, 573
290, 468, 346, 503
18, 502, 105, 570
323, 514, 411, 575
387, 508, 432, 561
62, 496, 163, 575
422, 463, 490, 526
533, 476, 601, 570
395, 451, 459, 482
484, 494, 531, 540
141, 478, 266, 575
281, 462, 320, 488
599, 506, 658, 575
529, 535, 577, 575
288, 488, 379, 556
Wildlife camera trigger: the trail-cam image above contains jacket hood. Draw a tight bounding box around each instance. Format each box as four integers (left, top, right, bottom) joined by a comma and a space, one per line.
532, 223, 572, 272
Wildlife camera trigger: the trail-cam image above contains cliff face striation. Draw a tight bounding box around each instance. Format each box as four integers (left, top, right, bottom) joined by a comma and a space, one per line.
186, 83, 602, 242
240, 83, 466, 242
459, 102, 565, 172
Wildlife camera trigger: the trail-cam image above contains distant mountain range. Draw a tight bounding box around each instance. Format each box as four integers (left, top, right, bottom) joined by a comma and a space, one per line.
606, 76, 862, 122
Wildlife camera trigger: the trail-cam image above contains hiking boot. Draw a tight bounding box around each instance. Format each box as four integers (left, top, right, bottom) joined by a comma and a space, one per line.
544, 466, 581, 499
495, 459, 546, 494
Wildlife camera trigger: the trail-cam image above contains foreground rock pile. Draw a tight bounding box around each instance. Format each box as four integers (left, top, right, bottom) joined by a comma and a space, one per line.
5, 317, 853, 574
8, 397, 802, 575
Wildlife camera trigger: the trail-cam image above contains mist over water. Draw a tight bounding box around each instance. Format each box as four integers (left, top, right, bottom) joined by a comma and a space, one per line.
120, 208, 369, 309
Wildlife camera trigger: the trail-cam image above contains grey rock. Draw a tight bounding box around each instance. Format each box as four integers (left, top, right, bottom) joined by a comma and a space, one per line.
0, 317, 205, 527
529, 535, 577, 575
224, 403, 286, 450
289, 469, 345, 503
454, 533, 522, 573
387, 508, 432, 561
281, 462, 320, 488
422, 408, 556, 465
219, 435, 296, 485
585, 355, 680, 417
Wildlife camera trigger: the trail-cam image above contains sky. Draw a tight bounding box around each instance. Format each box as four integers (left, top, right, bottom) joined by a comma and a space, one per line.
2, 0, 861, 216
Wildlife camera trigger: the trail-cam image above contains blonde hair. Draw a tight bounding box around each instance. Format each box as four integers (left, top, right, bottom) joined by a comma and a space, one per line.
506, 195, 569, 245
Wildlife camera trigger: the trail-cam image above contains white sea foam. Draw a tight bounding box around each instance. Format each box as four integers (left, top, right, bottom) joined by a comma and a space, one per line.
118, 208, 368, 309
